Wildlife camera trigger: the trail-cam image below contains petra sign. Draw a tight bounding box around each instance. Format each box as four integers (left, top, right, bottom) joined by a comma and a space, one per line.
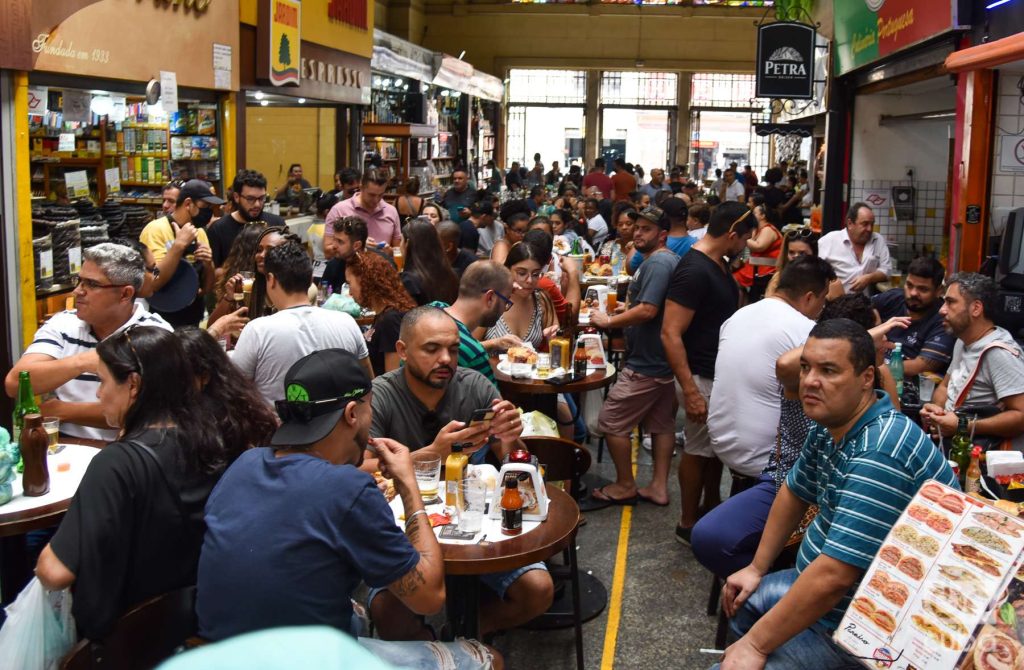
756, 22, 817, 100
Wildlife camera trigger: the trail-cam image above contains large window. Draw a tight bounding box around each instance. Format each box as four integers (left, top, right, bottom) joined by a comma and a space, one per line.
508, 69, 586, 105
599, 71, 677, 170
507, 69, 588, 169
600, 71, 677, 107
689, 73, 771, 181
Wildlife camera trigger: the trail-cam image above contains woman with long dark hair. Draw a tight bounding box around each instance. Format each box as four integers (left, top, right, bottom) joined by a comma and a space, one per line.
214, 222, 266, 301
35, 326, 228, 641
345, 252, 417, 375
480, 242, 558, 352
400, 217, 459, 305
175, 327, 279, 457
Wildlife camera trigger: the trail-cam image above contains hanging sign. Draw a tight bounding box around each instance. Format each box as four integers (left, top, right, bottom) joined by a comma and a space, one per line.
65, 170, 88, 199
28, 86, 48, 116
258, 0, 302, 86
833, 0, 960, 76
756, 22, 817, 100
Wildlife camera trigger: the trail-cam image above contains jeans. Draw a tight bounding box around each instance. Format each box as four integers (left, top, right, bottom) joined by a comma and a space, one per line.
709, 569, 861, 670
691, 475, 776, 578
359, 638, 494, 670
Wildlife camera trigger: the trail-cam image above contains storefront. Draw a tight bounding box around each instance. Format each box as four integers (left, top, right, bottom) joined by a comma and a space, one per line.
238, 0, 372, 198
0, 0, 240, 352
826, 0, 970, 273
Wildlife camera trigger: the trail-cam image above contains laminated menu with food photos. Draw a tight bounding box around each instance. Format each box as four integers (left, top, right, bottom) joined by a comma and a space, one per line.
833, 480, 1024, 669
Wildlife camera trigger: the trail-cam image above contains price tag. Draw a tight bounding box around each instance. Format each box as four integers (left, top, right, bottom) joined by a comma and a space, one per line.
65, 170, 88, 198
160, 71, 178, 111
105, 167, 121, 194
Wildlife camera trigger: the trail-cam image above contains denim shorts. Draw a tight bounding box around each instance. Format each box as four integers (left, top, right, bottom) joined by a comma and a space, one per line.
368, 561, 548, 606
358, 637, 494, 670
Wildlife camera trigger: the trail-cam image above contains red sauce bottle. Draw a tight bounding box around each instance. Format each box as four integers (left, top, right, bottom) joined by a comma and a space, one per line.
501, 477, 523, 536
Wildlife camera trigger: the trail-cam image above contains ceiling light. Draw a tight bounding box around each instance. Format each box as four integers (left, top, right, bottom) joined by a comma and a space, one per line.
90, 96, 113, 116
298, 98, 306, 104
987, 0, 1013, 8
254, 90, 265, 100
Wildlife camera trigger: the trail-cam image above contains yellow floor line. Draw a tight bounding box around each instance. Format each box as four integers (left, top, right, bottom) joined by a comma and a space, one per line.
599, 440, 639, 670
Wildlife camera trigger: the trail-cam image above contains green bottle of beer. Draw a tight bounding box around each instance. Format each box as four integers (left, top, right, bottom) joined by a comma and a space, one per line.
11, 371, 40, 471
950, 414, 972, 486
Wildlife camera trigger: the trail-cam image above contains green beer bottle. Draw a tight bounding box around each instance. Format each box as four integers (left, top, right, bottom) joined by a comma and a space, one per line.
949, 414, 971, 487
11, 371, 40, 471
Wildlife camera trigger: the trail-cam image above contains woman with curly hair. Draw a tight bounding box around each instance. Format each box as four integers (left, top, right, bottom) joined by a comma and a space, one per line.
345, 251, 417, 375
400, 217, 459, 306
214, 222, 265, 300
175, 327, 279, 456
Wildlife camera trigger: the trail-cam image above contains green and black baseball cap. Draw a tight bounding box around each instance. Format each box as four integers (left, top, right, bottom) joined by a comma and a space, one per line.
271, 349, 371, 447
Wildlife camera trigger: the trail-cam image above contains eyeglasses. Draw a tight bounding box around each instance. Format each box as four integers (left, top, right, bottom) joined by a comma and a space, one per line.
239, 194, 268, 205
122, 324, 145, 376
488, 289, 514, 312
275, 393, 365, 423
513, 268, 543, 281
727, 209, 753, 236
784, 225, 813, 239
73, 276, 131, 291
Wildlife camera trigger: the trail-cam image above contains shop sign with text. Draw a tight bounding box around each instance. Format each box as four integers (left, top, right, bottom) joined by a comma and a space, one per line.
258, 0, 301, 86
756, 22, 816, 100
834, 0, 962, 76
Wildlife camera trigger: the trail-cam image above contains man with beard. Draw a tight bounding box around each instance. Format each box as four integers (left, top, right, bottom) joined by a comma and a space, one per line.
921, 273, 1024, 449
872, 256, 954, 402
207, 170, 287, 267
364, 306, 554, 638
195, 349, 500, 668
715, 319, 955, 670
818, 203, 892, 295
435, 261, 519, 386
590, 206, 680, 506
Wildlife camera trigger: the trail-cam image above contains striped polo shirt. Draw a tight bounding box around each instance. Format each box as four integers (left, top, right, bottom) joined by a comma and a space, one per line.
25, 305, 172, 441
430, 302, 497, 388
786, 392, 957, 630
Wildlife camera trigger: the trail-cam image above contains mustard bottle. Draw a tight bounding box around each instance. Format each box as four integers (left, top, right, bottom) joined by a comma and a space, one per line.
445, 442, 469, 507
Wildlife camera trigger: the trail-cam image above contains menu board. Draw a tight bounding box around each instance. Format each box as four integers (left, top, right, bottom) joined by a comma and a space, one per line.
834, 481, 1024, 669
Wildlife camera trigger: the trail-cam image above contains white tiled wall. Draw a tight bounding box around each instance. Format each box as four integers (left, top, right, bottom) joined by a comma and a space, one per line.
849, 179, 946, 268
991, 72, 1024, 213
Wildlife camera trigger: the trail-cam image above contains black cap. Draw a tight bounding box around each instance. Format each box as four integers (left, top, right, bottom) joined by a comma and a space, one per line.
270, 349, 372, 447
661, 197, 688, 222
179, 179, 225, 205
630, 205, 669, 231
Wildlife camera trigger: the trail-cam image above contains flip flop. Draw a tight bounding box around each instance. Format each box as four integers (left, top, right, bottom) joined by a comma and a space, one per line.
637, 492, 670, 507
591, 485, 638, 506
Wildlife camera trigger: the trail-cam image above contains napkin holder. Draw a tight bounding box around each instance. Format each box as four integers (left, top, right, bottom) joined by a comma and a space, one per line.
573, 332, 607, 370
489, 463, 548, 522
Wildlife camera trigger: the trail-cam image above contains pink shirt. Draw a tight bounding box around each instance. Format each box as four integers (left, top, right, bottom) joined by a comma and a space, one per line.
325, 196, 401, 245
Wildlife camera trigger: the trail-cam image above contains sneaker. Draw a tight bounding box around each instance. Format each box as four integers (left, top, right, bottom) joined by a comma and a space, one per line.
675, 430, 686, 448
675, 525, 692, 546
642, 436, 652, 451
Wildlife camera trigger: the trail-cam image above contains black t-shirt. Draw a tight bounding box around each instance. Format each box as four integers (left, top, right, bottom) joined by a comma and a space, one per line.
460, 219, 480, 253
366, 308, 404, 376
665, 249, 739, 378
49, 428, 220, 639
452, 248, 478, 277
207, 212, 288, 267
401, 272, 428, 306
322, 257, 346, 291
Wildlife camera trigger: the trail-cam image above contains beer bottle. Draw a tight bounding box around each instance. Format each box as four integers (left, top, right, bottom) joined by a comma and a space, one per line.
950, 415, 971, 486
11, 371, 40, 468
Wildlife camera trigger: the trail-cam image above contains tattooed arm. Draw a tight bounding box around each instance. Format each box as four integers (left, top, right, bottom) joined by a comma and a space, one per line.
372, 437, 446, 614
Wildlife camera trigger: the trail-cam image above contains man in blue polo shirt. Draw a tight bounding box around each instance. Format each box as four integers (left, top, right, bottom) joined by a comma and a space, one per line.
714, 318, 956, 670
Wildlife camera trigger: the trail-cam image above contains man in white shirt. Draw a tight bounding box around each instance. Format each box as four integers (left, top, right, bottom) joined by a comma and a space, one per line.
219, 241, 370, 404
719, 169, 746, 203
921, 273, 1024, 449
818, 202, 892, 295
5, 243, 172, 441
584, 197, 609, 248
707, 257, 834, 476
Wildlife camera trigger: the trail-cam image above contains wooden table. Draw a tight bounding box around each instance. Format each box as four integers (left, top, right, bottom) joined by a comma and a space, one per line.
0, 444, 100, 602
441, 485, 579, 639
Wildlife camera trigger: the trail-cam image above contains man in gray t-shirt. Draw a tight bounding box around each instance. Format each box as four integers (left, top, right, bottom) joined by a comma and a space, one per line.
591, 208, 679, 506
922, 273, 1024, 449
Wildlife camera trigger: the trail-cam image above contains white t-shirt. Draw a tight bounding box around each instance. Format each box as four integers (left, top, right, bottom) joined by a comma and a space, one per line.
722, 180, 745, 202
230, 305, 369, 404
707, 298, 816, 476
587, 214, 609, 248
689, 227, 707, 241
24, 305, 172, 441
818, 228, 892, 294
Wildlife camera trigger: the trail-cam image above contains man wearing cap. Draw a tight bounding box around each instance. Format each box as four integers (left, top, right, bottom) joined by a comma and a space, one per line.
195, 349, 498, 669
365, 306, 554, 638
590, 206, 680, 506
627, 200, 695, 273
139, 179, 220, 327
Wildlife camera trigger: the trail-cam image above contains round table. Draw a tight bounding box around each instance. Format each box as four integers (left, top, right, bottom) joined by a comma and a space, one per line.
0, 444, 100, 602
441, 485, 579, 640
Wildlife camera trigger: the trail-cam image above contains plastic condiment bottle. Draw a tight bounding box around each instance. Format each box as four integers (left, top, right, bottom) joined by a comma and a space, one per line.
549, 330, 571, 370
500, 477, 523, 536
444, 442, 469, 507
20, 414, 49, 497
965, 446, 983, 495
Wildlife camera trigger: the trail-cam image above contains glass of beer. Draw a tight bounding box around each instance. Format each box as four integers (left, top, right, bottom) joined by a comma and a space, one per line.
606, 292, 618, 313
240, 271, 255, 308
43, 417, 60, 454
393, 248, 406, 272
413, 454, 442, 502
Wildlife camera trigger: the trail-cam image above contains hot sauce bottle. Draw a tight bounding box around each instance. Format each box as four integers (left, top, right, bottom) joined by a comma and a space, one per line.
500, 476, 523, 536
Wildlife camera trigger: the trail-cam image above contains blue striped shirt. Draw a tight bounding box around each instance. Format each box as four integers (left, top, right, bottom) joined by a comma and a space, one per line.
786, 392, 958, 630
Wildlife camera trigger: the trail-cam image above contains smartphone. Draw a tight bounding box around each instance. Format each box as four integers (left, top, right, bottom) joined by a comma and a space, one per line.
469, 408, 496, 428
544, 374, 574, 386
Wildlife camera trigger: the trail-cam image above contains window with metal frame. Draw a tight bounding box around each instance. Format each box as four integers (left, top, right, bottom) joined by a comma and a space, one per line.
508, 69, 587, 105
600, 71, 678, 107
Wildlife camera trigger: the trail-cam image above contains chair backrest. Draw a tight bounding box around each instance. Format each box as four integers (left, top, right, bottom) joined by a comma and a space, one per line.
523, 436, 591, 501
61, 586, 197, 670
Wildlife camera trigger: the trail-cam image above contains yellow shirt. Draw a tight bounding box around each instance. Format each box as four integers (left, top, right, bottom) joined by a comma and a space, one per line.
139, 216, 210, 262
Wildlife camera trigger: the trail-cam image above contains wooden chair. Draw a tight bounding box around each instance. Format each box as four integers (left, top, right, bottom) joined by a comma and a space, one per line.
522, 436, 591, 670
61, 586, 197, 670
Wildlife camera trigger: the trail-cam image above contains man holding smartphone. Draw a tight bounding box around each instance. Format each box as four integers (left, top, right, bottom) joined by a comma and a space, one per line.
364, 306, 554, 639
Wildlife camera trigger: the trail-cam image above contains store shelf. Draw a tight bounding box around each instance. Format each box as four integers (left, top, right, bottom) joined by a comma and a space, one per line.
120, 181, 164, 187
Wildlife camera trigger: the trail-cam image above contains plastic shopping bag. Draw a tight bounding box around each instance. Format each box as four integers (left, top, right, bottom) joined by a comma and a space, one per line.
0, 577, 76, 670
520, 410, 559, 438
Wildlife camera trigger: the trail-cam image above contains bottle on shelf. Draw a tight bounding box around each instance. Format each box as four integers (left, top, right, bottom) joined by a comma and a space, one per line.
889, 343, 904, 400
965, 446, 983, 495
950, 414, 972, 485
500, 476, 523, 536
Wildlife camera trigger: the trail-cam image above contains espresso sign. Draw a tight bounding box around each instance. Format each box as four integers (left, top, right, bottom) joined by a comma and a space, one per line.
756, 22, 816, 100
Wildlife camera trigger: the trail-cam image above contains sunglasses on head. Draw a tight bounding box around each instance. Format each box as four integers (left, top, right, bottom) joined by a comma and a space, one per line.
784, 226, 813, 239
